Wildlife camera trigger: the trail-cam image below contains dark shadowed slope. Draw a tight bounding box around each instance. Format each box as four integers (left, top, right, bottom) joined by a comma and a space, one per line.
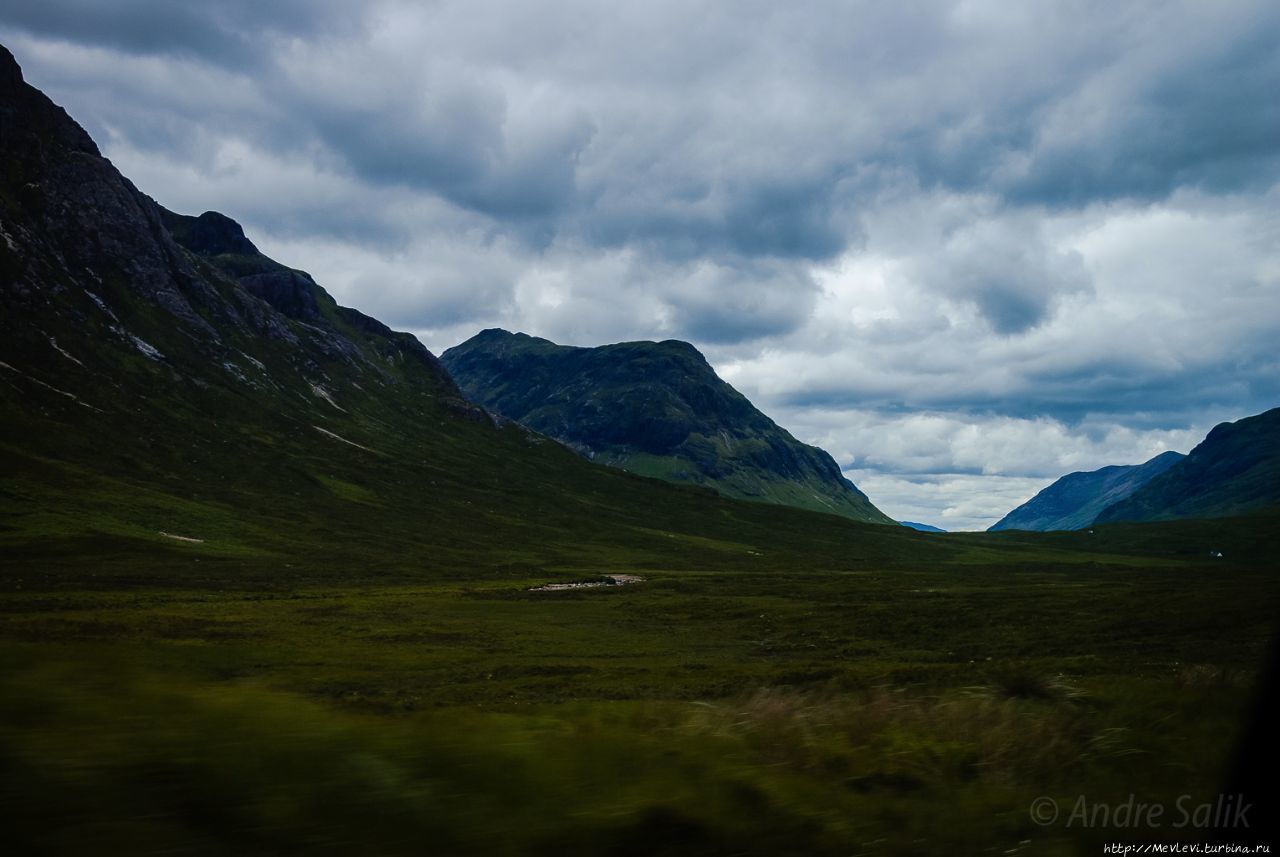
441, 329, 895, 524
989, 451, 1185, 532
1095, 407, 1280, 525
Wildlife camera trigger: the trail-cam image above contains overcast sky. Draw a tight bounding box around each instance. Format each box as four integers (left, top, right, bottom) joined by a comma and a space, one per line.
4, 1, 1277, 529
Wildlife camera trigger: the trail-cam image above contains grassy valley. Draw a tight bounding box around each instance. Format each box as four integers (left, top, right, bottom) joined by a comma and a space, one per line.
3, 510, 1278, 855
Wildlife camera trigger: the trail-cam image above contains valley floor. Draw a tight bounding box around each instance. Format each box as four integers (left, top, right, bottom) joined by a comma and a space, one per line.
2, 529, 1277, 855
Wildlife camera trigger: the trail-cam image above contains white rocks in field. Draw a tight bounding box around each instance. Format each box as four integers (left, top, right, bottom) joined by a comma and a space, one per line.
530, 574, 644, 592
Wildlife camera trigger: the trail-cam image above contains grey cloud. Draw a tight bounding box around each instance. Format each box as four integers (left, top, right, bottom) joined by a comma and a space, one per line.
299, 83, 506, 198
243, 199, 414, 250
473, 251, 822, 349
721, 176, 849, 261
915, 219, 1092, 334
872, 2, 1280, 208
662, 260, 820, 343
347, 267, 513, 330
8, 0, 1276, 275
235, 45, 596, 229
1002, 23, 1280, 205
576, 160, 857, 263
775, 347, 1280, 431
0, 0, 359, 68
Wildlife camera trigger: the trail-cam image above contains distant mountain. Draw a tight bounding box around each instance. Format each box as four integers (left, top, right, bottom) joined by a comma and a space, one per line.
441, 330, 895, 524
989, 451, 1185, 532
900, 521, 946, 533
1096, 407, 1280, 524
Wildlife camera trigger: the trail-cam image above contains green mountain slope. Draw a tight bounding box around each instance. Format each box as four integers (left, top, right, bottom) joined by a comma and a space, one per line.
988, 451, 1185, 532
0, 44, 916, 580
441, 330, 895, 524
1095, 407, 1280, 525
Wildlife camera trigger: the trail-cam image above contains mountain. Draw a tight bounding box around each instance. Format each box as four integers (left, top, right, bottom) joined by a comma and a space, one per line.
900, 521, 946, 533
988, 451, 1185, 532
0, 44, 929, 581
1095, 407, 1280, 525
440, 330, 895, 524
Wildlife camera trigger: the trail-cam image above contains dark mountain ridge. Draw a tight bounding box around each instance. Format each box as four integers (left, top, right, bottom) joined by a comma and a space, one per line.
441, 329, 894, 524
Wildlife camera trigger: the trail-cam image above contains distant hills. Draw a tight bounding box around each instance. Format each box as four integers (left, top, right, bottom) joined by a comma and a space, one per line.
900, 521, 946, 533
991, 407, 1279, 531
441, 330, 895, 524
989, 451, 1184, 532
1096, 407, 1280, 525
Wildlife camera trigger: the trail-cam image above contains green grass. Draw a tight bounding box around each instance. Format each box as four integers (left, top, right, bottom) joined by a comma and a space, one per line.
1, 519, 1277, 855
2, 665, 1243, 857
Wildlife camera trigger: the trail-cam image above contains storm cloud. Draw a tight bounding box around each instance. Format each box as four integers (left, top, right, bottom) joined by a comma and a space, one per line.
3, 0, 1276, 528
